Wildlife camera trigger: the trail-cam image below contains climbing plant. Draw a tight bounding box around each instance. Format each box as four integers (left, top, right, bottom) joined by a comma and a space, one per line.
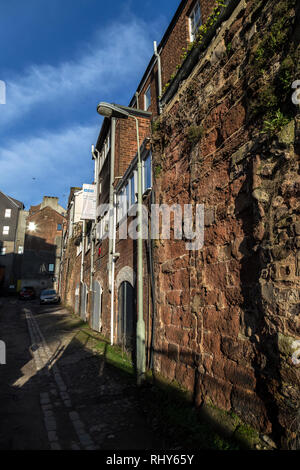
160, 0, 228, 96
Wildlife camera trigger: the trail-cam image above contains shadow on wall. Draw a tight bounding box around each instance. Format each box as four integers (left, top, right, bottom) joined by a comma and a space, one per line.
234, 142, 299, 448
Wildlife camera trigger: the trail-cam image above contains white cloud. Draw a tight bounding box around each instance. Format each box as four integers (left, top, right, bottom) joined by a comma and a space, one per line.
0, 123, 98, 208
0, 13, 166, 209
0, 16, 159, 128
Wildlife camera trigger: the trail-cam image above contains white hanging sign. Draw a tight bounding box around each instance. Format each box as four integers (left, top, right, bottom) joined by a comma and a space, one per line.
81, 184, 96, 220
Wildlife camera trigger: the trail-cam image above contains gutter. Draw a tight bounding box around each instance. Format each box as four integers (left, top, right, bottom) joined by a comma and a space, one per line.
154, 41, 163, 114
110, 191, 118, 346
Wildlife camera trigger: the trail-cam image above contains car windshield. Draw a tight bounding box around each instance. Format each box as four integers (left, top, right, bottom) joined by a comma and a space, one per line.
42, 290, 56, 295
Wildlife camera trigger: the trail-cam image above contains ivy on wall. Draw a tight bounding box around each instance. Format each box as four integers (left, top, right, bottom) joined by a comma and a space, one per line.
160, 0, 228, 97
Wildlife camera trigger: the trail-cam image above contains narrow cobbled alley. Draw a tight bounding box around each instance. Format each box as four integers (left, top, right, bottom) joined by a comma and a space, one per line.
0, 298, 158, 450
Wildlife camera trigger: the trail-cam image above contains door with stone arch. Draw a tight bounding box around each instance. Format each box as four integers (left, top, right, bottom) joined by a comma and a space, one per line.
117, 281, 136, 354
92, 280, 102, 332
80, 282, 87, 321
74, 283, 80, 315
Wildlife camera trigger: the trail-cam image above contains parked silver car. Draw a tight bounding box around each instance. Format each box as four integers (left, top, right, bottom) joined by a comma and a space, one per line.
39, 289, 60, 305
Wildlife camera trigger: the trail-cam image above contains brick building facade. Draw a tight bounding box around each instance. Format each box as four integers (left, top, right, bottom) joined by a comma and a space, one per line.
0, 191, 27, 294
22, 197, 66, 293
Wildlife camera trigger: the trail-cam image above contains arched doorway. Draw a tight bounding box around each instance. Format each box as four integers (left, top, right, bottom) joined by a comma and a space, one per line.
74, 283, 80, 315
92, 280, 102, 332
80, 282, 87, 321
117, 281, 136, 353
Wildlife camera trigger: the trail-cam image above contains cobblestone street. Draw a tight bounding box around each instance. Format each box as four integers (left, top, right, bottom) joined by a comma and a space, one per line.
0, 298, 158, 450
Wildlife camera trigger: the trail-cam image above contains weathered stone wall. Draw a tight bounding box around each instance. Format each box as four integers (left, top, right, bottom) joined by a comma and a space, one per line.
152, 0, 300, 446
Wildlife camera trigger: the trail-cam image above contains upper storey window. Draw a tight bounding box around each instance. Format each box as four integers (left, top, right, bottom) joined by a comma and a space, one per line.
4, 209, 11, 218
144, 85, 151, 111
189, 2, 202, 42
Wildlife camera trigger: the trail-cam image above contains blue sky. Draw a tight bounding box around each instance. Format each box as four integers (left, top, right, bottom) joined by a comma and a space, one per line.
0, 0, 180, 209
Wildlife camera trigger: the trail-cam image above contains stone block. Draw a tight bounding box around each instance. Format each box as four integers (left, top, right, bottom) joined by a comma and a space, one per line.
168, 343, 179, 362
166, 290, 181, 306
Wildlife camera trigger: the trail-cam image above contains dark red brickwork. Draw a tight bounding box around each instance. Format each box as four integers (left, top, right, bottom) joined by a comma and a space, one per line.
23, 206, 65, 291
115, 117, 151, 179
60, 221, 82, 308
136, 0, 217, 117
25, 206, 65, 249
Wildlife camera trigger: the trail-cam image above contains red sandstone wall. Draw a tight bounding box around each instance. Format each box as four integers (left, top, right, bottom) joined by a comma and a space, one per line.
151, 0, 300, 444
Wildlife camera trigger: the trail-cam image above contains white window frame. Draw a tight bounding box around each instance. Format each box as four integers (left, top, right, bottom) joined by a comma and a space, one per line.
125, 181, 130, 212
142, 152, 152, 193
77, 241, 82, 256
3, 226, 9, 235
48, 263, 54, 273
98, 211, 110, 240
144, 85, 151, 110
0, 247, 6, 255
130, 171, 137, 207
86, 230, 91, 253
189, 1, 202, 42
18, 246, 24, 254
4, 209, 11, 218
104, 131, 111, 159
117, 188, 126, 223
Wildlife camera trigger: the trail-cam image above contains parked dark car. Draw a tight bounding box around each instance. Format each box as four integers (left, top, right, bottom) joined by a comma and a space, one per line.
19, 286, 36, 300
40, 289, 60, 305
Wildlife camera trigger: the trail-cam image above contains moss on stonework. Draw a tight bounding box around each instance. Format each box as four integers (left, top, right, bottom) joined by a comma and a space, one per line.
277, 119, 295, 145
187, 125, 204, 145
277, 332, 296, 357
248, 0, 298, 124
233, 424, 261, 448
279, 55, 295, 93
250, 0, 296, 71
148, 374, 269, 449
151, 119, 161, 134
261, 111, 291, 136
154, 164, 162, 178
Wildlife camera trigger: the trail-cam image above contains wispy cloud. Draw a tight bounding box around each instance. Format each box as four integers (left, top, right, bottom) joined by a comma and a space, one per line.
0, 16, 160, 129
0, 123, 98, 208
0, 12, 165, 209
